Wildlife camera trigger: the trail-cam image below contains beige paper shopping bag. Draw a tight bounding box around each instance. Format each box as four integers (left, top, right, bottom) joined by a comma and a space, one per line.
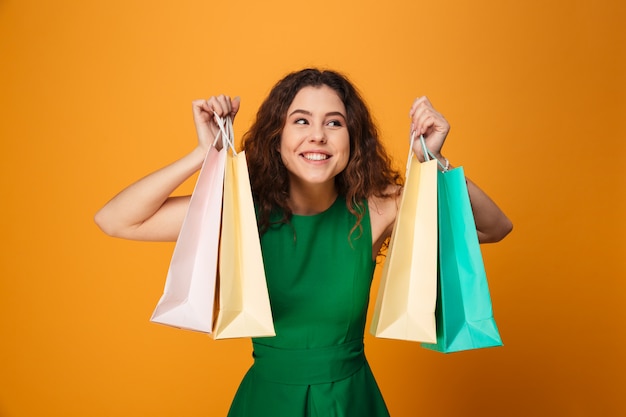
212, 148, 275, 339
150, 143, 226, 333
371, 136, 438, 343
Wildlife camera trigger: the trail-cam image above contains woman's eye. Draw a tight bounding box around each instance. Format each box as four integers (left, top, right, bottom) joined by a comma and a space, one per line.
327, 120, 343, 127
295, 118, 308, 125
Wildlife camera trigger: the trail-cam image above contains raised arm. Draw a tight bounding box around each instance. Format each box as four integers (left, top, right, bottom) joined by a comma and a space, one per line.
409, 96, 512, 243
94, 95, 240, 241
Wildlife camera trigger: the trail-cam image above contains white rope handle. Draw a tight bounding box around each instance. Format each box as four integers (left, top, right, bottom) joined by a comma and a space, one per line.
212, 112, 237, 155
408, 130, 449, 172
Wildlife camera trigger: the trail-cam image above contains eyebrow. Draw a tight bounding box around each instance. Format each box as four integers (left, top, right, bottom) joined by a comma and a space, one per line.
288, 109, 347, 119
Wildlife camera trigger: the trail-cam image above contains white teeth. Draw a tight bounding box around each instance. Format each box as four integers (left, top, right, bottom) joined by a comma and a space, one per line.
303, 153, 329, 161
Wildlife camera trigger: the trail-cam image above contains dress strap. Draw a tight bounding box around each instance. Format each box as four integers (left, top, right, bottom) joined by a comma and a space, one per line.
251, 339, 366, 385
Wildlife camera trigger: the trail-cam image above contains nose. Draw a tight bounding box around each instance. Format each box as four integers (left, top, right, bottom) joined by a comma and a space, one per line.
308, 125, 327, 143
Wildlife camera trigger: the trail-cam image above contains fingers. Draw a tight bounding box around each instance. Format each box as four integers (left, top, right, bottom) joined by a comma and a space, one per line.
408, 96, 450, 160
191, 95, 240, 151
194, 95, 240, 119
408, 96, 449, 137
230, 96, 241, 117
409, 96, 432, 118
211, 95, 233, 118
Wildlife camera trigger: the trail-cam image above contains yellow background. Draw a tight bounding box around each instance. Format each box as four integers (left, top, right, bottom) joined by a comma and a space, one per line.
1, 0, 624, 416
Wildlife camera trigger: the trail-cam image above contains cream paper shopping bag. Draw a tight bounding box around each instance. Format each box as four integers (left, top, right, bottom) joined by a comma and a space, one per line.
371, 135, 438, 342
150, 142, 226, 333
212, 147, 275, 339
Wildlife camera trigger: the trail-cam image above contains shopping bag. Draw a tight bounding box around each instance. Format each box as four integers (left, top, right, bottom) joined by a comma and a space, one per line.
212, 134, 275, 339
370, 134, 438, 343
422, 167, 503, 353
150, 135, 226, 333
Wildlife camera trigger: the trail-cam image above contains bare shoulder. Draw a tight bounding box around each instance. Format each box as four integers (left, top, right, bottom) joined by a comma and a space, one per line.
368, 185, 401, 255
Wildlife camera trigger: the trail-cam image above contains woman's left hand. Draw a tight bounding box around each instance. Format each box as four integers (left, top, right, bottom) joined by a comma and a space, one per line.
409, 96, 449, 161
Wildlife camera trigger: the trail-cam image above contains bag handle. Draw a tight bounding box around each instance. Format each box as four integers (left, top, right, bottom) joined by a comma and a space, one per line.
212, 112, 237, 155
409, 130, 449, 172
406, 131, 431, 178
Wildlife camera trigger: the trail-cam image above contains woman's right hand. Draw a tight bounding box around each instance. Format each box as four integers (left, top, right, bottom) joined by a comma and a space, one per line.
192, 95, 241, 152
94, 96, 241, 241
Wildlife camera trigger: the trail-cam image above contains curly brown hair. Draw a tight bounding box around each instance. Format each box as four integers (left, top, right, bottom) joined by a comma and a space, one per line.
243, 68, 402, 235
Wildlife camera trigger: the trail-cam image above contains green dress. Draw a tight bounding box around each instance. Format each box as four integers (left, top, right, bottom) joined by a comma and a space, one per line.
227, 197, 390, 417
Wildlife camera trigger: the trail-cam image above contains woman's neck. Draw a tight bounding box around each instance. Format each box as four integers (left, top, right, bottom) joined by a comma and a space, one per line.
288, 182, 338, 216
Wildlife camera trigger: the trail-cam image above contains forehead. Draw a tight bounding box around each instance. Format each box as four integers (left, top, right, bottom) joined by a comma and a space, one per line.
288, 85, 346, 114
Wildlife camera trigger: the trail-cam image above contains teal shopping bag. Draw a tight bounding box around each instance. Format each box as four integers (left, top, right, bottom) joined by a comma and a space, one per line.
422, 167, 502, 353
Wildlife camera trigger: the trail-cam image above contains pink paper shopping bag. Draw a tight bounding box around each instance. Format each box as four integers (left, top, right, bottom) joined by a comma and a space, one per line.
150, 137, 226, 333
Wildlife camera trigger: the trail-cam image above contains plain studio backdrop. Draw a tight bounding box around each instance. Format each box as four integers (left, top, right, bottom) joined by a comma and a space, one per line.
1, 0, 624, 416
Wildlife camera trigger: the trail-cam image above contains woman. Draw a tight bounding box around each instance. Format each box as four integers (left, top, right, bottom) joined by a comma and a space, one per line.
95, 68, 512, 416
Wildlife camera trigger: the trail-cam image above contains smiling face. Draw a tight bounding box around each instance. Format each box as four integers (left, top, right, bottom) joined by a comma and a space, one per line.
279, 85, 350, 192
